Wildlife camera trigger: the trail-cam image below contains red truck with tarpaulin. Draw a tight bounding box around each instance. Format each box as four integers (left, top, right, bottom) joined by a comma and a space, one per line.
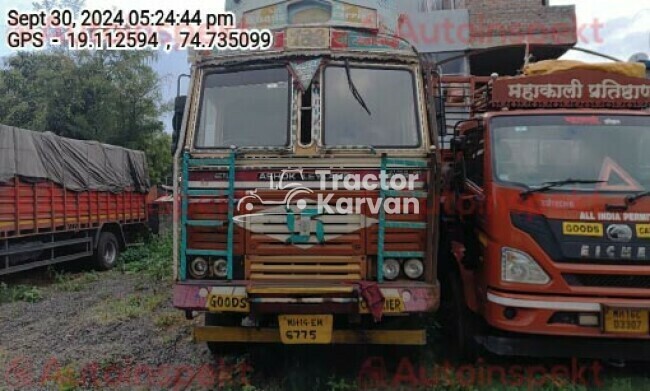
0, 125, 150, 275
435, 62, 650, 361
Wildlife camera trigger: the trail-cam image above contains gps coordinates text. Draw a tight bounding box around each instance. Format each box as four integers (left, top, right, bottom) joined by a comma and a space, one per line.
5, 8, 273, 51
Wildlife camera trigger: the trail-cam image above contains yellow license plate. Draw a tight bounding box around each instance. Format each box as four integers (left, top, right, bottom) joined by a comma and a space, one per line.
562, 222, 603, 237
359, 297, 404, 314
278, 315, 333, 344
207, 294, 249, 313
604, 308, 649, 334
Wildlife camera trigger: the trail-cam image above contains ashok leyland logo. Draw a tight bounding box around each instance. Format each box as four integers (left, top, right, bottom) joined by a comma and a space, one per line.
237, 169, 315, 212
234, 169, 421, 248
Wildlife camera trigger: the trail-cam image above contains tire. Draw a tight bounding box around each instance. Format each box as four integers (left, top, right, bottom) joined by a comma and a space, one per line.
440, 270, 482, 363
205, 313, 245, 357
94, 232, 120, 271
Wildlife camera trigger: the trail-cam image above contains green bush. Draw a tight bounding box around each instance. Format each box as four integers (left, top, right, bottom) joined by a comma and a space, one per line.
0, 282, 43, 304
120, 234, 173, 282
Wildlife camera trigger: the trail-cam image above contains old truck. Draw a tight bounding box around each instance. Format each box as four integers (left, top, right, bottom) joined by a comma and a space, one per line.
0, 125, 150, 276
172, 0, 440, 350
436, 62, 650, 360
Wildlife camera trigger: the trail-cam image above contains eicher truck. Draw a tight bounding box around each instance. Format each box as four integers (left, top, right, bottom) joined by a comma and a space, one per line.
436, 61, 650, 361
172, 0, 441, 350
0, 125, 150, 275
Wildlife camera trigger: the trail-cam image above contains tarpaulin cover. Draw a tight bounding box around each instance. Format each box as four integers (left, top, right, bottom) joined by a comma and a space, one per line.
0, 124, 150, 193
524, 60, 647, 79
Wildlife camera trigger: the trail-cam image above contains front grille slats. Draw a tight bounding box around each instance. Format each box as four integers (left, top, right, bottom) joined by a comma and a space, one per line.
564, 274, 650, 289
250, 264, 361, 273
247, 255, 365, 281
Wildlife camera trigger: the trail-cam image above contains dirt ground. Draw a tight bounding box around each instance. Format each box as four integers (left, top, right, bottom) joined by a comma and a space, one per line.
1, 263, 649, 391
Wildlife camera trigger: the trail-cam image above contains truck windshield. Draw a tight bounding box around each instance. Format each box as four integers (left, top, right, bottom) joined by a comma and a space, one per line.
323, 66, 419, 148
195, 67, 290, 148
491, 115, 650, 192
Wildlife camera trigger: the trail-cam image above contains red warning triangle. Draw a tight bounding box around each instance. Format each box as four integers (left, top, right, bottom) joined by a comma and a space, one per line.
596, 157, 642, 191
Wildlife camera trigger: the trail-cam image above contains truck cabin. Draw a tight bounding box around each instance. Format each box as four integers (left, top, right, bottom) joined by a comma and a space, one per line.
172, 0, 440, 347
435, 66, 650, 360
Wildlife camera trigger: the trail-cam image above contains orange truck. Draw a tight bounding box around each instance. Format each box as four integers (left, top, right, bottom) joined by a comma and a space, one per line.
171, 0, 441, 350
0, 125, 150, 275
435, 63, 650, 361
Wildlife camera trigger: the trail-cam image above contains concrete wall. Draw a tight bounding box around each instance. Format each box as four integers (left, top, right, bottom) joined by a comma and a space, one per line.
398, 9, 470, 53
400, 0, 576, 49
466, 2, 576, 48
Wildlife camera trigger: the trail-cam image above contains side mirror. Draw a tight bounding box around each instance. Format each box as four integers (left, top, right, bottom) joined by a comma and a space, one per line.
171, 95, 187, 155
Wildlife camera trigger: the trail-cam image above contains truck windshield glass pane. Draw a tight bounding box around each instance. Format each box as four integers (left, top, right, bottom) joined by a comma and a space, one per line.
323, 67, 419, 148
491, 115, 650, 192
196, 68, 290, 148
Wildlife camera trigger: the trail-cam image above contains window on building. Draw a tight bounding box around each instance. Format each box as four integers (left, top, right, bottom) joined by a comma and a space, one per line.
417, 0, 456, 11
426, 52, 468, 75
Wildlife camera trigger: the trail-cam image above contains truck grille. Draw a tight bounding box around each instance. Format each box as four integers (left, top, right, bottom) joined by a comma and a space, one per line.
247, 255, 366, 281
245, 212, 366, 256
563, 274, 650, 289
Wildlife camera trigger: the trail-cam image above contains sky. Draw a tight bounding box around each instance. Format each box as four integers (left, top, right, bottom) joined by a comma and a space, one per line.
551, 0, 649, 61
1, 0, 649, 131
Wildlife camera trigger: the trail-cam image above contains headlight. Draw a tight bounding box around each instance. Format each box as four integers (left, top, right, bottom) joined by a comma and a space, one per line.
189, 257, 209, 279
382, 259, 400, 280
213, 258, 228, 278
501, 248, 550, 285
403, 259, 424, 279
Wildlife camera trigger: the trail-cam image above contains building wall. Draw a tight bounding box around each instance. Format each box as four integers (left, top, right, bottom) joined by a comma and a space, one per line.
401, 0, 576, 49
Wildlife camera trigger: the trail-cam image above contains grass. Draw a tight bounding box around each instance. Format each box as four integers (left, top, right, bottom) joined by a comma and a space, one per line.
51, 269, 101, 292
120, 234, 172, 282
87, 291, 168, 325
0, 281, 43, 304
154, 311, 186, 328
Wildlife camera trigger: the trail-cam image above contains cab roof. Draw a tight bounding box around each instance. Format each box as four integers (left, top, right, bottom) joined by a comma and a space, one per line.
226, 0, 399, 34
193, 0, 416, 66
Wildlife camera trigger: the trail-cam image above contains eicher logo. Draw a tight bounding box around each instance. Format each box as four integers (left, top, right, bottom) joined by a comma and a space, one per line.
605, 224, 633, 242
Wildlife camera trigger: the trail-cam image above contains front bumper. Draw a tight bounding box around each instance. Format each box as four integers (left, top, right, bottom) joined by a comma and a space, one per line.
173, 281, 440, 315
485, 289, 650, 339
194, 326, 426, 345
477, 334, 650, 360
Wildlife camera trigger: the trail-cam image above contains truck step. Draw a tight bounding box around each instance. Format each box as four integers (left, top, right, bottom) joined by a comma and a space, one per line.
186, 220, 225, 227
382, 251, 425, 258
186, 189, 230, 197
383, 158, 429, 168
385, 221, 427, 229
186, 249, 230, 257
188, 158, 232, 167
382, 190, 428, 198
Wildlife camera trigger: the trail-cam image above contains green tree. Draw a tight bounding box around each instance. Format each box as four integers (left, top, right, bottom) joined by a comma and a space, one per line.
1, 0, 172, 184
0, 50, 171, 185
143, 132, 174, 185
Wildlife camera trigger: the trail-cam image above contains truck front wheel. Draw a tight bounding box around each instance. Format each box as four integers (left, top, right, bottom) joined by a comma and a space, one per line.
94, 232, 120, 270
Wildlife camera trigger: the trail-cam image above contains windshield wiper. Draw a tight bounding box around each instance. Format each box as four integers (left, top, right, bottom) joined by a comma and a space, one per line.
626, 191, 650, 205
344, 60, 371, 116
520, 179, 606, 199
